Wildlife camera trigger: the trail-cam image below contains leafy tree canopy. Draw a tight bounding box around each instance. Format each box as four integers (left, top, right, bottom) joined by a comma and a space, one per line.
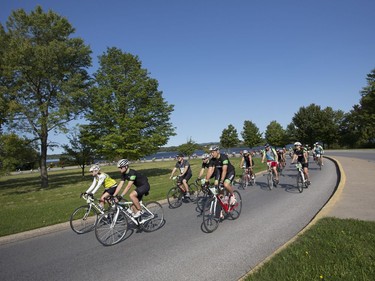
220, 124, 239, 151
241, 120, 262, 148
85, 47, 175, 160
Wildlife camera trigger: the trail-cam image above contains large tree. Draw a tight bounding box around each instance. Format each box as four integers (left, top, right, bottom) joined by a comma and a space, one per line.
264, 120, 285, 147
220, 124, 239, 152
348, 68, 375, 147
0, 7, 92, 188
241, 120, 262, 148
292, 104, 342, 147
178, 138, 199, 159
86, 47, 175, 160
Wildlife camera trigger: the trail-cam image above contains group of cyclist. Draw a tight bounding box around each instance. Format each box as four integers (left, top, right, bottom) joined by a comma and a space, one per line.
83, 141, 324, 217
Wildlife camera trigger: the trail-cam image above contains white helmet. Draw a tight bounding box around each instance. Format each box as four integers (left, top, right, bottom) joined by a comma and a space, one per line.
243, 150, 249, 154
294, 142, 302, 146
201, 153, 210, 159
209, 145, 219, 151
117, 159, 129, 168
89, 164, 100, 172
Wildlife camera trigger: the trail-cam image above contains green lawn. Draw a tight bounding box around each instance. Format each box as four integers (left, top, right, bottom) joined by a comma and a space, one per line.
0, 156, 264, 237
245, 217, 375, 281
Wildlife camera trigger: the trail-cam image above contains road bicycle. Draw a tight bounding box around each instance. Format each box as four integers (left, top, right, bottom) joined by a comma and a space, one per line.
238, 166, 255, 189
315, 154, 323, 170
70, 193, 108, 234
202, 185, 242, 233
166, 176, 199, 208
295, 162, 309, 193
196, 178, 211, 213
264, 162, 278, 190
95, 198, 164, 246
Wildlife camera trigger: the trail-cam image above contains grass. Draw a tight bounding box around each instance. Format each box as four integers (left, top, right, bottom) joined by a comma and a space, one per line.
245, 217, 375, 281
0, 156, 265, 237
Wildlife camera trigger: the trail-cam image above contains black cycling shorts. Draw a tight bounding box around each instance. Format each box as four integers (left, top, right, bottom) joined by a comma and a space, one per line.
135, 183, 151, 201
103, 185, 117, 195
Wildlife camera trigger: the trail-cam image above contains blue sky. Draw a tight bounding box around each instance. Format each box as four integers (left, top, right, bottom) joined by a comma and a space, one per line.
1, 0, 375, 153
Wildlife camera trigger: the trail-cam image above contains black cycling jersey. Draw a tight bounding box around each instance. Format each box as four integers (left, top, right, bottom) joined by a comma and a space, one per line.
294, 149, 306, 163
209, 153, 235, 178
121, 169, 149, 187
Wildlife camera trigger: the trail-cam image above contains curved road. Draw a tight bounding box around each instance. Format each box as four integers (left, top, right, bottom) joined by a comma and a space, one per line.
0, 156, 339, 281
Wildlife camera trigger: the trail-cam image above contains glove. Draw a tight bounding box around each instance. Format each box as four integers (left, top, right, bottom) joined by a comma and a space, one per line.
204, 180, 210, 187
116, 195, 123, 201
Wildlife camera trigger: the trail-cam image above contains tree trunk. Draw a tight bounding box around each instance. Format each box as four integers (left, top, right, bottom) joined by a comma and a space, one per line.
40, 132, 49, 189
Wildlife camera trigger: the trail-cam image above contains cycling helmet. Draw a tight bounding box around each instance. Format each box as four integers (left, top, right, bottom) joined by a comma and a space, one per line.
176, 153, 184, 158
264, 143, 270, 148
209, 145, 219, 151
201, 153, 210, 159
294, 142, 302, 146
89, 164, 100, 172
243, 150, 249, 154
117, 159, 129, 168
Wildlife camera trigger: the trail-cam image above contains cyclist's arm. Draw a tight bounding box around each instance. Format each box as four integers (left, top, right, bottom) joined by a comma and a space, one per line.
248, 155, 253, 167
220, 164, 228, 183
205, 166, 214, 182
239, 157, 244, 167
198, 168, 205, 179
120, 180, 134, 197
85, 177, 98, 194
113, 180, 125, 197
90, 174, 106, 194
170, 167, 177, 178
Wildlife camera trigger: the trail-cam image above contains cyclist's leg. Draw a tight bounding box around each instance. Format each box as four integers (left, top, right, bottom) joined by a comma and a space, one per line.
100, 191, 111, 209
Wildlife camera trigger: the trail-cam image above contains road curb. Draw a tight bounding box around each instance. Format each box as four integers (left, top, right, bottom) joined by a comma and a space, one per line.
238, 156, 346, 280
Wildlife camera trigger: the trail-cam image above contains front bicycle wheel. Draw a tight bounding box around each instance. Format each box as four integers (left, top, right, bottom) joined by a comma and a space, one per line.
228, 190, 242, 220
296, 172, 304, 193
196, 189, 209, 213
95, 210, 128, 246
167, 187, 183, 208
267, 172, 273, 190
70, 204, 98, 234
188, 182, 199, 202
202, 197, 220, 233
142, 201, 164, 232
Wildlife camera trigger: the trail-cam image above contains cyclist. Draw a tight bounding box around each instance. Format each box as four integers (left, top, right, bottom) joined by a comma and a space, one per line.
85, 164, 118, 210
314, 142, 324, 165
170, 154, 192, 198
239, 149, 254, 183
205, 145, 236, 206
114, 159, 150, 218
261, 143, 279, 184
291, 142, 311, 185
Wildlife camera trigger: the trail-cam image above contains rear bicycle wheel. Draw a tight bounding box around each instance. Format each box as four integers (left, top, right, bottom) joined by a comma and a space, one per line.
167, 187, 183, 208
142, 201, 164, 232
228, 190, 242, 220
296, 172, 304, 193
202, 197, 220, 233
70, 204, 98, 234
95, 210, 128, 246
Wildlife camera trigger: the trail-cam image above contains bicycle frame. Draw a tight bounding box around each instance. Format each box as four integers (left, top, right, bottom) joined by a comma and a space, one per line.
116, 200, 155, 225
208, 186, 233, 213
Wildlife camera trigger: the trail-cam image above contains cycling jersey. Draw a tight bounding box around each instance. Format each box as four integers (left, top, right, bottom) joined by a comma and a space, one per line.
121, 169, 149, 187
242, 155, 254, 168
86, 172, 117, 194
294, 149, 307, 164
314, 145, 324, 154
265, 147, 278, 161
175, 159, 192, 181
209, 153, 235, 181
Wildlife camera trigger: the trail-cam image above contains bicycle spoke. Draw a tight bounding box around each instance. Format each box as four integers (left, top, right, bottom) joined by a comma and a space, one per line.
142, 201, 164, 232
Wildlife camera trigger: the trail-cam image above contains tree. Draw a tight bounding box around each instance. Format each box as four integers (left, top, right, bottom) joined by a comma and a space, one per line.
264, 120, 285, 147
62, 127, 95, 176
178, 138, 199, 158
292, 104, 343, 147
285, 122, 297, 144
85, 47, 175, 160
220, 124, 239, 152
0, 133, 39, 175
348, 68, 375, 147
0, 7, 92, 188
241, 120, 262, 148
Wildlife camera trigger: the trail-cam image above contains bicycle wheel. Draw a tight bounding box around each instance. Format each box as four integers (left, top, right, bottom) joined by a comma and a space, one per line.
188, 182, 199, 203
95, 210, 128, 246
70, 204, 98, 234
296, 172, 304, 193
249, 174, 256, 186
202, 197, 220, 233
228, 190, 242, 220
196, 191, 209, 213
167, 187, 183, 208
267, 172, 273, 190
142, 201, 164, 232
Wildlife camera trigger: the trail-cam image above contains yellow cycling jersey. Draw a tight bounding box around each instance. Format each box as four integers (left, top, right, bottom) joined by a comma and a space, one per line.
102, 173, 117, 188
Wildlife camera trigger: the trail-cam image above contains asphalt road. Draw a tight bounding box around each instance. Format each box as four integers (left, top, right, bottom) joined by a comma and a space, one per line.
0, 156, 337, 281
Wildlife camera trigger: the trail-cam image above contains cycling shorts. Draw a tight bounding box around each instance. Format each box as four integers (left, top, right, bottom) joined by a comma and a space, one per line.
267, 160, 278, 168
103, 185, 118, 195
135, 183, 150, 201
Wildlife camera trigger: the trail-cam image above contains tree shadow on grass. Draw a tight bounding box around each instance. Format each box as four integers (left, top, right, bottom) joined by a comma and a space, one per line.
1, 168, 171, 195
